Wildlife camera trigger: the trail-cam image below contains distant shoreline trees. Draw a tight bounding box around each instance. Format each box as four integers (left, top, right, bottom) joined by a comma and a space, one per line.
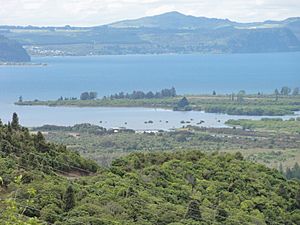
17, 86, 299, 105
80, 91, 98, 100
81, 86, 298, 101
103, 87, 177, 100
60, 88, 178, 101
275, 87, 299, 96
285, 163, 300, 180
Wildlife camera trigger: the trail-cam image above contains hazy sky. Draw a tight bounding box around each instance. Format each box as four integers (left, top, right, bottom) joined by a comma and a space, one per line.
0, 0, 299, 26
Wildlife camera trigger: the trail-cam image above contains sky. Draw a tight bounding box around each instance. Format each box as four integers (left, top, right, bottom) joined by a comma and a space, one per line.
0, 0, 299, 26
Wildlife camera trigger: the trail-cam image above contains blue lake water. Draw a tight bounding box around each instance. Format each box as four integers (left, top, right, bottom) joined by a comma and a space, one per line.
0, 53, 299, 129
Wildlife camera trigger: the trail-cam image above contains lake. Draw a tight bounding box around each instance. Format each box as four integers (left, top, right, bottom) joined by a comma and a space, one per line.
0, 53, 299, 128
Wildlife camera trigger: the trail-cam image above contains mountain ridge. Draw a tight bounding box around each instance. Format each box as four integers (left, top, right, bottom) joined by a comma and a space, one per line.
1, 11, 300, 55
106, 11, 300, 30
107, 11, 235, 30
1, 11, 299, 31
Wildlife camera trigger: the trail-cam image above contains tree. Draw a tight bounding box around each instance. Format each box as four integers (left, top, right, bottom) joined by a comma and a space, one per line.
185, 200, 201, 221
11, 113, 19, 130
286, 163, 300, 180
118, 92, 125, 99
186, 173, 197, 191
279, 163, 284, 174
34, 131, 49, 153
237, 90, 246, 102
275, 89, 279, 101
296, 188, 300, 209
64, 184, 75, 211
177, 97, 190, 108
216, 207, 228, 222
80, 92, 90, 100
278, 184, 288, 199
89, 92, 98, 100
170, 87, 177, 97
292, 163, 300, 180
104, 88, 176, 100
292, 87, 299, 96
146, 91, 155, 99
231, 93, 235, 101
36, 130, 44, 140
286, 167, 293, 179
235, 152, 244, 160
132, 91, 145, 99
281, 87, 291, 96
213, 90, 216, 96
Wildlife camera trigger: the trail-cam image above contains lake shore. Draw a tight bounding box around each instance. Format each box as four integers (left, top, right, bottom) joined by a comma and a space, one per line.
16, 94, 300, 116
0, 62, 47, 66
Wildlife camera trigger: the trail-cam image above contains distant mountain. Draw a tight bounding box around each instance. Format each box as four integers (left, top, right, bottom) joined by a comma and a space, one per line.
108, 12, 300, 34
0, 35, 31, 62
282, 17, 300, 39
0, 12, 299, 56
221, 27, 300, 53
108, 11, 234, 30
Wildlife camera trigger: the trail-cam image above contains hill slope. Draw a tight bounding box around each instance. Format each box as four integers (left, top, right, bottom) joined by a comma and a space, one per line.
0, 35, 31, 62
1, 12, 300, 55
108, 11, 234, 29
1, 114, 300, 224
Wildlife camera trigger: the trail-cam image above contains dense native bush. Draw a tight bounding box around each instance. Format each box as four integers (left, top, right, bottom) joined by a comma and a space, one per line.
0, 114, 99, 185
1, 114, 300, 224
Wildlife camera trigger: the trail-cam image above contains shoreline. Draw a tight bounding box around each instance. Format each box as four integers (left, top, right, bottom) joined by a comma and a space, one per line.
0, 62, 47, 67
29, 51, 300, 58
15, 94, 300, 117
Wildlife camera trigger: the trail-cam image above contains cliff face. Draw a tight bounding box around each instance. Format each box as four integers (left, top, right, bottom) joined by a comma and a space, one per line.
0, 35, 31, 62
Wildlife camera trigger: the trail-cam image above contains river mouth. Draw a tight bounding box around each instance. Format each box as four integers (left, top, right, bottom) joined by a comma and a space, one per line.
2, 103, 299, 130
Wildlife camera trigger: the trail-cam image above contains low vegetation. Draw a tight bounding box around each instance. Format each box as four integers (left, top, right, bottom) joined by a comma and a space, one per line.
16, 87, 300, 116
226, 118, 300, 134
34, 122, 300, 170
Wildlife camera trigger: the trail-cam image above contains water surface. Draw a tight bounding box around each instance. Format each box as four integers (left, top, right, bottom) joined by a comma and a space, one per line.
0, 53, 299, 128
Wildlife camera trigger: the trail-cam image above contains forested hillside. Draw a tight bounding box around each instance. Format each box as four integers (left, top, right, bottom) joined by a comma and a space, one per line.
1, 114, 300, 224
0, 35, 31, 62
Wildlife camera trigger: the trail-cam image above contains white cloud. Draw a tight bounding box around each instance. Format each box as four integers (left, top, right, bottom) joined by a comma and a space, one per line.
145, 5, 176, 16
0, 0, 299, 26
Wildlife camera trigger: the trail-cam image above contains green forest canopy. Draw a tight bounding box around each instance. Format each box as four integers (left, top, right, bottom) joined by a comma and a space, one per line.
1, 114, 300, 224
